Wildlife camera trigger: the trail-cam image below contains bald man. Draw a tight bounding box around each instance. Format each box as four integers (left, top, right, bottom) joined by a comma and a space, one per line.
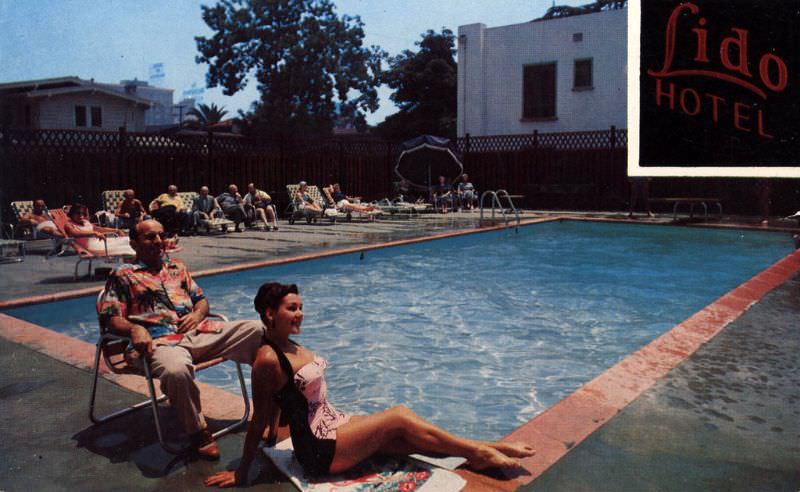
149, 184, 190, 235
192, 186, 224, 231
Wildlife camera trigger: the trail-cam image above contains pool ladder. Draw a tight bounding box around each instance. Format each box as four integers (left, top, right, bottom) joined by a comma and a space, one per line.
479, 190, 520, 231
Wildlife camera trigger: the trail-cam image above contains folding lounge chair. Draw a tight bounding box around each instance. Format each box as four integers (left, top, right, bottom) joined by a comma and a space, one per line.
99, 190, 125, 228
285, 184, 343, 225
320, 187, 383, 222
179, 191, 234, 234
89, 306, 250, 455
49, 209, 133, 280
9, 200, 67, 254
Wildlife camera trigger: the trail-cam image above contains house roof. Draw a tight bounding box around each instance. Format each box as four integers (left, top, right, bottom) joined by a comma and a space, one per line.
0, 76, 152, 107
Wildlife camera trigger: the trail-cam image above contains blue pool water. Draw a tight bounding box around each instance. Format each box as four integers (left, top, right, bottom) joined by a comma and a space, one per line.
4, 221, 792, 440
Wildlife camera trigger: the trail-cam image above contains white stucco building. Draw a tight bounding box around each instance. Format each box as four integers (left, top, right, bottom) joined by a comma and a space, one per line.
457, 6, 627, 137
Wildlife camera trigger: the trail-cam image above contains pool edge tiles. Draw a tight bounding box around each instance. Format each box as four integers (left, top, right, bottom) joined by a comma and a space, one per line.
495, 248, 800, 488
0, 216, 561, 310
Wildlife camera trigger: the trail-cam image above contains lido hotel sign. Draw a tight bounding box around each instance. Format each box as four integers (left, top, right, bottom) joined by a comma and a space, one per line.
628, 1, 800, 177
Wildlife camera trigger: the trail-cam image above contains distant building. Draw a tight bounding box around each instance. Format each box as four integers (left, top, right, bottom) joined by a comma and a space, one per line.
0, 76, 153, 132
457, 3, 626, 137
114, 79, 174, 127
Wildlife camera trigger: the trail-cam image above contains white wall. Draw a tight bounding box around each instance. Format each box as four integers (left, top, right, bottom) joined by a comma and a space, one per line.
37, 93, 146, 131
458, 8, 627, 137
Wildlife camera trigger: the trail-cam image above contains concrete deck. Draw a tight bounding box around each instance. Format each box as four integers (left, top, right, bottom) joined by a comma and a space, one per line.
525, 273, 800, 492
1, 211, 798, 491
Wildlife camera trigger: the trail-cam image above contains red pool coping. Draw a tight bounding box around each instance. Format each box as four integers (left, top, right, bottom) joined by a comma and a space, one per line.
0, 216, 798, 491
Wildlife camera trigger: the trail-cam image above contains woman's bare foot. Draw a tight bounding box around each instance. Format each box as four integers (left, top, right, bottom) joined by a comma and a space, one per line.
490, 441, 536, 458
467, 446, 521, 470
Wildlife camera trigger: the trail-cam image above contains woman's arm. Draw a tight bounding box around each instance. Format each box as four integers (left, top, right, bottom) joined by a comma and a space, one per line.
205, 348, 284, 488
63, 221, 104, 239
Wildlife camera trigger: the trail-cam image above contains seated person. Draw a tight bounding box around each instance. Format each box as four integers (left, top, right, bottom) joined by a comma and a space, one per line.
217, 184, 251, 232
205, 283, 534, 487
20, 199, 62, 238
244, 182, 279, 231
432, 175, 454, 213
115, 189, 148, 230
456, 173, 478, 210
63, 203, 135, 256
148, 184, 190, 235
322, 183, 378, 214
97, 219, 266, 459
192, 186, 225, 230
295, 181, 323, 214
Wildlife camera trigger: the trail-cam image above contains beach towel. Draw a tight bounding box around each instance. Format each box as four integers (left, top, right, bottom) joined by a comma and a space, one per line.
263, 439, 466, 492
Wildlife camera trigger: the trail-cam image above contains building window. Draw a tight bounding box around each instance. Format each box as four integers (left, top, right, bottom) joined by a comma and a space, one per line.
574, 58, 593, 90
522, 63, 556, 120
573, 32, 583, 42
91, 106, 102, 127
75, 105, 87, 127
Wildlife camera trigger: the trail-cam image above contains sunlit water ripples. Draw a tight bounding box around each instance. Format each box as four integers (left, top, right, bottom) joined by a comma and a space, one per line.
4, 221, 791, 440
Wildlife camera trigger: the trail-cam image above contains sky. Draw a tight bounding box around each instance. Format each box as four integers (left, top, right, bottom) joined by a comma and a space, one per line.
0, 0, 588, 125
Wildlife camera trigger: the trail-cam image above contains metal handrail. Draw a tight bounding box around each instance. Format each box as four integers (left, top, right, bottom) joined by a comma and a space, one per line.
479, 190, 520, 231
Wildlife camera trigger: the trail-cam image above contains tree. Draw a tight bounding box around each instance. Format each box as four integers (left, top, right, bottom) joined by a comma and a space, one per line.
185, 103, 228, 129
376, 29, 457, 141
195, 0, 384, 138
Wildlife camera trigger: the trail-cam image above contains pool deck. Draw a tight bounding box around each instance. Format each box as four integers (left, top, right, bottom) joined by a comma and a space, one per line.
1, 210, 799, 491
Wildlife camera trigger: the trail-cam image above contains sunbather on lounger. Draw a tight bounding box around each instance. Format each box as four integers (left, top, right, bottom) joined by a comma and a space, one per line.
205, 282, 535, 487
295, 181, 323, 214
322, 183, 378, 214
63, 203, 135, 256
20, 199, 62, 238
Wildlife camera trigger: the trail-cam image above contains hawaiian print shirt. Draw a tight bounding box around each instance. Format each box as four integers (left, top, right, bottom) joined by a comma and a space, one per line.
96, 258, 205, 339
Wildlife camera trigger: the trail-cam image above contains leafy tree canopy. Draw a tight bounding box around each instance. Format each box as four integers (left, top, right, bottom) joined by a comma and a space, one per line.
375, 28, 457, 141
196, 0, 384, 138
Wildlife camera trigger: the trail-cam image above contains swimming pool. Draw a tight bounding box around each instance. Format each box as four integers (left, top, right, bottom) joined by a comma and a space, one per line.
3, 221, 792, 440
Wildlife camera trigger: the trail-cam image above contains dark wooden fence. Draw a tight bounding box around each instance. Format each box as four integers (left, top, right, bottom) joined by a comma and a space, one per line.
1, 126, 797, 226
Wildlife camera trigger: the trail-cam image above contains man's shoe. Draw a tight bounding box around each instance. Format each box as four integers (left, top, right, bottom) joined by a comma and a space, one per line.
192, 429, 220, 460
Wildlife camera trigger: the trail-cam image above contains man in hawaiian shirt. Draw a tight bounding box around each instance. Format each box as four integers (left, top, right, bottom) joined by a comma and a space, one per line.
97, 219, 264, 459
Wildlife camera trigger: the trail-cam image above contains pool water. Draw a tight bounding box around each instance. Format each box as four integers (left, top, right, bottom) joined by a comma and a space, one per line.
4, 221, 792, 440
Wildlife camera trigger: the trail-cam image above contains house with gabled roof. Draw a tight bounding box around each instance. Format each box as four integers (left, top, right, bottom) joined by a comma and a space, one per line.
0, 76, 155, 132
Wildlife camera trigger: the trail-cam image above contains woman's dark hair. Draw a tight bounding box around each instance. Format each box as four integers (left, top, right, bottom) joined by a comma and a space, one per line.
254, 282, 299, 324
67, 203, 87, 219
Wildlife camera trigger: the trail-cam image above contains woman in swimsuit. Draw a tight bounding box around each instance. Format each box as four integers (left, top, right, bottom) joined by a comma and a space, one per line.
205, 282, 535, 487
295, 181, 323, 214
63, 203, 135, 256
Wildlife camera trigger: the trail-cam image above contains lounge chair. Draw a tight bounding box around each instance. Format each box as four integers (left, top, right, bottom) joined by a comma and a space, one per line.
183, 191, 235, 234
320, 186, 383, 222
99, 190, 125, 228
49, 209, 134, 280
89, 306, 250, 455
371, 198, 431, 217
8, 200, 65, 254
285, 184, 344, 225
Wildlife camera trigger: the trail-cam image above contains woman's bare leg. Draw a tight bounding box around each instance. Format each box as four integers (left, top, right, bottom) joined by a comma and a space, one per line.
329, 405, 533, 474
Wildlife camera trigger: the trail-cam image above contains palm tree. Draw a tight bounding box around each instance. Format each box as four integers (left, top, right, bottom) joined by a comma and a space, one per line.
185, 103, 228, 129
